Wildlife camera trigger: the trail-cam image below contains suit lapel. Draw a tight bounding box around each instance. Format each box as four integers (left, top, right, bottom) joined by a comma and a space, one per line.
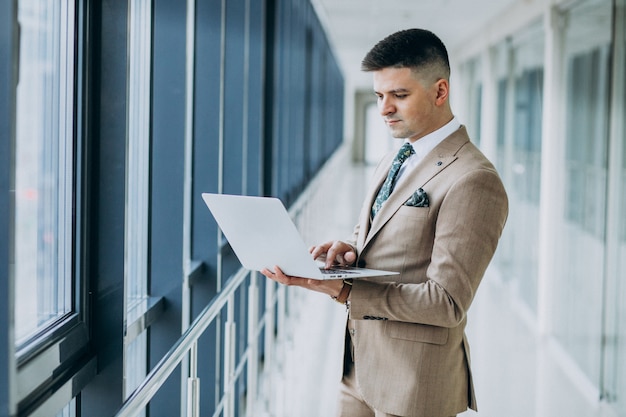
362, 128, 470, 250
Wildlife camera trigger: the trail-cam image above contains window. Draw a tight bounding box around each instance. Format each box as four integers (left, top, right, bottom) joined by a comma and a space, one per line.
124, 0, 152, 401
492, 22, 544, 313
12, 1, 95, 415
553, 0, 612, 386
14, 0, 76, 346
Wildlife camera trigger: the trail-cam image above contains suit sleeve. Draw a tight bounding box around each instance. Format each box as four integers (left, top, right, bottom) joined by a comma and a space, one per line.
348, 168, 509, 327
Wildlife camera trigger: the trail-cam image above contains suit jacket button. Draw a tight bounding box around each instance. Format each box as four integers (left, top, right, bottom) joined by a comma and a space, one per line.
357, 259, 366, 268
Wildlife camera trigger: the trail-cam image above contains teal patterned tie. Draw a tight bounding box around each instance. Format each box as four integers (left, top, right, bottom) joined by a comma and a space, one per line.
371, 142, 415, 218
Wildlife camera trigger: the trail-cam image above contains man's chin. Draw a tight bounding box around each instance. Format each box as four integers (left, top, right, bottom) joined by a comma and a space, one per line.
389, 131, 407, 139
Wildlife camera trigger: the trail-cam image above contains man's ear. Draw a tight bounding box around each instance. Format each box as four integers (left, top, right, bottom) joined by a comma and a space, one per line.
434, 79, 449, 106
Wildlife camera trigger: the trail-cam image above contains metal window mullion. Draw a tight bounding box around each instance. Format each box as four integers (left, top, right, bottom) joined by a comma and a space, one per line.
59, 0, 74, 315
181, 0, 196, 289
241, 0, 250, 195
212, 0, 228, 410
138, 0, 151, 299
181, 0, 197, 414
217, 0, 226, 199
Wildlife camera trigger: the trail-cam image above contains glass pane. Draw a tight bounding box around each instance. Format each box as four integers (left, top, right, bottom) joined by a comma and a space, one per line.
14, 0, 75, 344
124, 0, 152, 406
125, 333, 147, 401
553, 0, 612, 384
462, 58, 482, 143
125, 0, 151, 308
614, 1, 626, 412
56, 398, 76, 417
494, 22, 544, 313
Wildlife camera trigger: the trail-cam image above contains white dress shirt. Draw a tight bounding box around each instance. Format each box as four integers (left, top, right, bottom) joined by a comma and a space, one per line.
394, 117, 461, 190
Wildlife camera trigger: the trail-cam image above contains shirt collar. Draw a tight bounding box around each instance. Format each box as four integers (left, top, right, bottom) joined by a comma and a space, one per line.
407, 116, 461, 160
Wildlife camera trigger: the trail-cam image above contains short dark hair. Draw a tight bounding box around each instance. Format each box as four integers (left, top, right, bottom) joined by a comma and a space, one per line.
361, 29, 450, 82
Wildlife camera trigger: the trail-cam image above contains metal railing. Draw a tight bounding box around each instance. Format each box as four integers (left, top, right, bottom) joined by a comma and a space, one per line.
114, 146, 348, 417
115, 267, 276, 417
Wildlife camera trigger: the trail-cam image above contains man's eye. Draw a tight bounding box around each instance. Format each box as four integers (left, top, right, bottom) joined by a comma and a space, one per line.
395, 94, 408, 99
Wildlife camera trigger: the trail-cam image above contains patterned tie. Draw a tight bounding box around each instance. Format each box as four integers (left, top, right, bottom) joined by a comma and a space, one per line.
371, 142, 415, 218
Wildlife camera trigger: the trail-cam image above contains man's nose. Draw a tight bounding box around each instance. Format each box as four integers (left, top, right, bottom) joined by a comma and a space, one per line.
378, 97, 395, 116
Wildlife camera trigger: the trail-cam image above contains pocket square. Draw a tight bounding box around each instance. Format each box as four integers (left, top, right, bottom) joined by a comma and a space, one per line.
405, 188, 429, 207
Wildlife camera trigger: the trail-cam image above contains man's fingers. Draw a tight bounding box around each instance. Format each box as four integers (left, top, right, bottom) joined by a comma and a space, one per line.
261, 266, 313, 287
325, 241, 354, 268
343, 251, 356, 263
310, 241, 333, 259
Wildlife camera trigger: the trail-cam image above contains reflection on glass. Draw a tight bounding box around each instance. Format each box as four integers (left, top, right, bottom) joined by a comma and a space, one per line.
14, 0, 75, 344
555, 0, 612, 385
125, 0, 151, 310
493, 24, 544, 313
124, 0, 152, 404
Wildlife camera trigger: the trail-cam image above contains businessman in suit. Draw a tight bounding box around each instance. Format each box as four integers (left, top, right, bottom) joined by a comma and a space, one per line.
261, 28, 508, 417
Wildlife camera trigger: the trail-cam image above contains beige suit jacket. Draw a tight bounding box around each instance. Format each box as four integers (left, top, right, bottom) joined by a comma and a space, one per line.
344, 126, 508, 417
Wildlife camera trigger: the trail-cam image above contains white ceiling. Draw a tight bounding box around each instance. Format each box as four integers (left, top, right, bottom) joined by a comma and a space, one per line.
312, 0, 518, 89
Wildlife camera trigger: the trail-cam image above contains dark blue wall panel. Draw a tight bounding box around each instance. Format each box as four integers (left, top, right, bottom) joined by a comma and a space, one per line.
149, 0, 188, 415
265, 0, 344, 206
191, 0, 223, 411
80, 0, 128, 415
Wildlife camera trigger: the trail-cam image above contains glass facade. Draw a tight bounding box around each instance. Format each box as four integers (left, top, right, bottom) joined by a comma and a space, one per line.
484, 0, 625, 415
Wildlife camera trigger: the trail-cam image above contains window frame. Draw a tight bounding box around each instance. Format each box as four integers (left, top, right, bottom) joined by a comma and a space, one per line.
12, 0, 95, 414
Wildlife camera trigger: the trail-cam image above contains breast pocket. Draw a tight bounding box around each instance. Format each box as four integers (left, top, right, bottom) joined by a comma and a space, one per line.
396, 205, 429, 219
388, 206, 434, 254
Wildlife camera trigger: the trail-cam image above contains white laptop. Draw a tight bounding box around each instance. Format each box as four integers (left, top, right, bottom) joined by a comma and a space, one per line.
201, 193, 399, 280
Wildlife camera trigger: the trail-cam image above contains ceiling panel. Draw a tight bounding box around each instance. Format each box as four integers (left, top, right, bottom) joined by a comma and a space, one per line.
312, 0, 518, 88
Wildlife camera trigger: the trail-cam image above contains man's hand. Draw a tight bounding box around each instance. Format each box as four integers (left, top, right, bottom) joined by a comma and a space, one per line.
259, 240, 356, 298
309, 240, 357, 269
260, 266, 344, 298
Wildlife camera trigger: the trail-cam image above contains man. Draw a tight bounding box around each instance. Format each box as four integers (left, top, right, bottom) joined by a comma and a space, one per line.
261, 28, 508, 417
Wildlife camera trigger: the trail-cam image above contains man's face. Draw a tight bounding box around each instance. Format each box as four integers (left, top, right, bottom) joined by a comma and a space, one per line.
373, 67, 443, 143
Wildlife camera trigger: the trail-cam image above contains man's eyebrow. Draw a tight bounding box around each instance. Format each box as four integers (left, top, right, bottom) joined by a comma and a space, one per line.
374, 88, 411, 94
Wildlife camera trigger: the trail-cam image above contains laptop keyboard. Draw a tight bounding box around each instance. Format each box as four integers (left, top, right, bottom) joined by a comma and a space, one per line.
319, 267, 357, 275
